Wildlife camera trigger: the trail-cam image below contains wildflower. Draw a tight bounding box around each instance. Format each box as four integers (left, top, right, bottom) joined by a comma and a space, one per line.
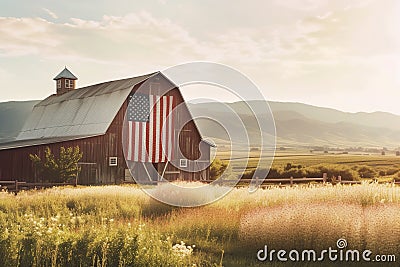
172, 241, 194, 258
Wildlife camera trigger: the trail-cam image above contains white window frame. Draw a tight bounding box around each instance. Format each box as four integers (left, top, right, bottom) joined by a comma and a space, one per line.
57, 80, 61, 89
109, 157, 118, 166
179, 159, 188, 168
65, 79, 72, 89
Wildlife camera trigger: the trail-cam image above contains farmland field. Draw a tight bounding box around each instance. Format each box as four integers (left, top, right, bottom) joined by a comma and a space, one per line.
1, 183, 400, 266
218, 149, 400, 181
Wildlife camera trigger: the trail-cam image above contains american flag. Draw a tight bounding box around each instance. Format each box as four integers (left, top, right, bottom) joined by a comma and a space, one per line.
125, 93, 175, 162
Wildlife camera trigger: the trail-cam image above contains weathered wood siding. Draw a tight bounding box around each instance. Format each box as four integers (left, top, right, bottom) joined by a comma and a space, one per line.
0, 74, 210, 183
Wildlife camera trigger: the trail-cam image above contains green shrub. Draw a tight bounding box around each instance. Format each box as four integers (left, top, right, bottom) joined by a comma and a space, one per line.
210, 159, 228, 180
386, 168, 398, 176
358, 166, 376, 179
377, 169, 398, 177
30, 146, 83, 183
311, 164, 360, 181
242, 163, 360, 181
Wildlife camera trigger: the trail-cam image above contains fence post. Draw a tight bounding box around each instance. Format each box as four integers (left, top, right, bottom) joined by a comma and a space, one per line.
322, 173, 327, 183
338, 175, 342, 184
290, 176, 293, 187
15, 180, 18, 195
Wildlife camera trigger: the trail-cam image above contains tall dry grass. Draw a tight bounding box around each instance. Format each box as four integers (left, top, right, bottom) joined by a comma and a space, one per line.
0, 183, 399, 266
239, 203, 400, 254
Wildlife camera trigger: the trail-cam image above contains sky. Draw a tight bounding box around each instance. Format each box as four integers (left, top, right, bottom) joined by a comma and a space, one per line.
1, 0, 400, 114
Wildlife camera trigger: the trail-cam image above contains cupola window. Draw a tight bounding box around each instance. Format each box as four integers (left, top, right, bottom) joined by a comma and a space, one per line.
65, 79, 73, 89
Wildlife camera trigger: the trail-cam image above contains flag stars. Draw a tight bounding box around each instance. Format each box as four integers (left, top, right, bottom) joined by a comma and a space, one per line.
128, 94, 150, 122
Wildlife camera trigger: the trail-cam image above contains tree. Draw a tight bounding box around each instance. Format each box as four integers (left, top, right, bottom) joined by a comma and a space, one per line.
284, 163, 292, 171
209, 159, 228, 180
358, 166, 376, 179
30, 146, 83, 183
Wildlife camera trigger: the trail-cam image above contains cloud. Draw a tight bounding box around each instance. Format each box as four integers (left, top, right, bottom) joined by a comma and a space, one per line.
273, 0, 376, 11
1, 3, 397, 67
0, 17, 61, 57
42, 8, 58, 19
0, 12, 192, 64
0, 2, 399, 112
272, 0, 323, 11
316, 11, 332, 20
0, 11, 275, 68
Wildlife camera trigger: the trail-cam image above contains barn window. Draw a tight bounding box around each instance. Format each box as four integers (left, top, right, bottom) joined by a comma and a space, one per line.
179, 159, 188, 168
57, 80, 61, 89
65, 79, 73, 89
109, 157, 118, 166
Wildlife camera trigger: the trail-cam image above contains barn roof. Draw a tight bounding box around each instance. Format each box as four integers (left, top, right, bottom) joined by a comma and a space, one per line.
0, 71, 215, 151
16, 72, 157, 141
0, 135, 99, 150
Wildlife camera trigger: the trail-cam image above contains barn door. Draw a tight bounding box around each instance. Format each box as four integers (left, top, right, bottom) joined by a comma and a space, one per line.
77, 163, 98, 185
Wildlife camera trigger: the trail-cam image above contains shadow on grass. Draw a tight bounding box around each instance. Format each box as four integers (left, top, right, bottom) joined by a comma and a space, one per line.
140, 198, 180, 218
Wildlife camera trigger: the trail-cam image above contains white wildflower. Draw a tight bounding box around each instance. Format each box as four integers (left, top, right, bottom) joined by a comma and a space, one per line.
172, 241, 194, 258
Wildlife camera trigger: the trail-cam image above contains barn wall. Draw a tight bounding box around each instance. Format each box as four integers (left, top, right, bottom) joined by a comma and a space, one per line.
0, 134, 123, 184
0, 100, 129, 184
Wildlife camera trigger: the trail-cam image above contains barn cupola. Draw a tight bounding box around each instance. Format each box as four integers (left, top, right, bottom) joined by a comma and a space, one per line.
53, 67, 78, 95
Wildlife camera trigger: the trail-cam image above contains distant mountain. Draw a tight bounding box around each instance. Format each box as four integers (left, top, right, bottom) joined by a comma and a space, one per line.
188, 101, 400, 148
0, 100, 39, 143
268, 101, 400, 132
1, 99, 400, 148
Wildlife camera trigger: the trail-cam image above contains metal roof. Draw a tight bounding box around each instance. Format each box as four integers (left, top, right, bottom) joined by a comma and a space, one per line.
53, 67, 78, 80
0, 135, 101, 150
201, 139, 217, 148
16, 72, 157, 141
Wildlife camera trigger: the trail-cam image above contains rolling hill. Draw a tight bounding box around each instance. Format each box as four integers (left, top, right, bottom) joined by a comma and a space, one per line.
188, 101, 400, 148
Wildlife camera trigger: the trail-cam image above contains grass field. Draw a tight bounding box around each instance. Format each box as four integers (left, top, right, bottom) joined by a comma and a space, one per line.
1, 151, 400, 266
1, 183, 400, 266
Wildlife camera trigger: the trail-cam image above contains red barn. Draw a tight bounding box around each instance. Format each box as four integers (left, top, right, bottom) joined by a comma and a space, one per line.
0, 68, 213, 184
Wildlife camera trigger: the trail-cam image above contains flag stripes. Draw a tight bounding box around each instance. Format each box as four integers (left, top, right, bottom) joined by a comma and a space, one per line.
125, 94, 174, 162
